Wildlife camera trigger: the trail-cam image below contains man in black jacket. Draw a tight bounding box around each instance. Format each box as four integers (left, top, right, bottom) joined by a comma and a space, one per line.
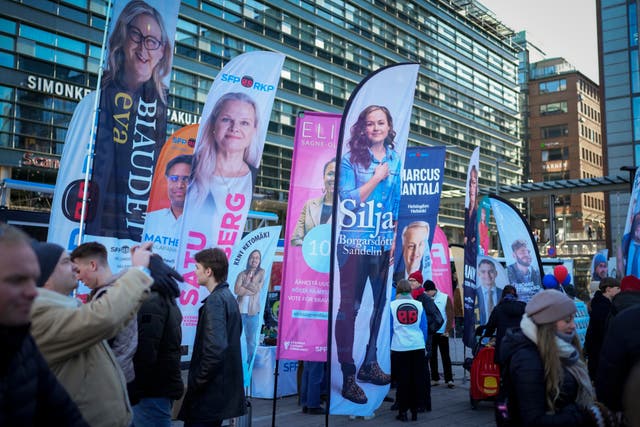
596, 304, 640, 412
131, 254, 184, 427
584, 277, 620, 380
178, 248, 246, 427
0, 223, 88, 426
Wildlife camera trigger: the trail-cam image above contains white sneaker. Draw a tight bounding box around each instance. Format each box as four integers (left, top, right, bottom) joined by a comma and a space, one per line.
431, 380, 440, 386
447, 381, 455, 389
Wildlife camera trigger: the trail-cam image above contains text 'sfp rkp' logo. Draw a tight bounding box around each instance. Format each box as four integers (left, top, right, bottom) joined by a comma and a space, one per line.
220, 73, 275, 92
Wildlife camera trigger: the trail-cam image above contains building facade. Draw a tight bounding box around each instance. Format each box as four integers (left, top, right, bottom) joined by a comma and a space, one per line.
0, 0, 522, 241
527, 58, 606, 256
597, 0, 637, 252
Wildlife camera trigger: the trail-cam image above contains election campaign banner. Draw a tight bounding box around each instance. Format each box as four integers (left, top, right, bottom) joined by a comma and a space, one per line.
392, 146, 445, 284
462, 147, 480, 348
175, 51, 284, 360
329, 63, 419, 416
278, 112, 341, 362
227, 226, 281, 388
431, 225, 453, 301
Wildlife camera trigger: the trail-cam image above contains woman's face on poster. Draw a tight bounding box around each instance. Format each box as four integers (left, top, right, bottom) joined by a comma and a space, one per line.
364, 108, 390, 145
249, 251, 261, 269
323, 162, 336, 193
469, 169, 478, 205
124, 13, 164, 88
213, 99, 257, 155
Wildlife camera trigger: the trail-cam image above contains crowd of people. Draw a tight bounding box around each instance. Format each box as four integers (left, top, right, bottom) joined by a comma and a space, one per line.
4, 214, 640, 426
0, 223, 246, 427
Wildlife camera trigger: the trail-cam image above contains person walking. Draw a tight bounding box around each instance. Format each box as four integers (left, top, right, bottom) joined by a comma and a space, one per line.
584, 277, 620, 380
500, 290, 616, 426
425, 280, 454, 388
484, 285, 526, 365
178, 248, 246, 427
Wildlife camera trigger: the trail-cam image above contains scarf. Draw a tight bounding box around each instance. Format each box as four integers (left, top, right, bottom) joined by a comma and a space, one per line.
411, 287, 425, 299
520, 314, 595, 408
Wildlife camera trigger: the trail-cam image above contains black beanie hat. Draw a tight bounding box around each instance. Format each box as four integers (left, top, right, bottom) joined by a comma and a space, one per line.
423, 279, 437, 291
31, 241, 65, 288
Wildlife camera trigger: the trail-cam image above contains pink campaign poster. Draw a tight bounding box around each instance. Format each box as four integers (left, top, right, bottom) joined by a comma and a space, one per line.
431, 225, 453, 301
277, 112, 341, 361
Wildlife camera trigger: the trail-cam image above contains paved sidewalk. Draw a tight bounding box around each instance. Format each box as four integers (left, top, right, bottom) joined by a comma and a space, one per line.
172, 339, 495, 426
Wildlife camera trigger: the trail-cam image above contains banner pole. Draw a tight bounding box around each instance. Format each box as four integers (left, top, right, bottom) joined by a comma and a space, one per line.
271, 360, 279, 427
77, 0, 112, 246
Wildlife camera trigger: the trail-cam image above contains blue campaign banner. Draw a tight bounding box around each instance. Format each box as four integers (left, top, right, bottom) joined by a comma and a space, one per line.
227, 226, 281, 388
462, 147, 480, 348
392, 146, 446, 283
329, 62, 419, 416
490, 195, 543, 303
618, 171, 640, 276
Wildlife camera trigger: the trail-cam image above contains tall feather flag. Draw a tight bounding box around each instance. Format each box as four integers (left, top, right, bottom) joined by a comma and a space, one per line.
328, 63, 419, 416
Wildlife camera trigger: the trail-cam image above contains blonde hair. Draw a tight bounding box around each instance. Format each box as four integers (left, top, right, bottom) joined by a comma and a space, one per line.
190, 92, 259, 205
102, 0, 172, 104
536, 322, 582, 411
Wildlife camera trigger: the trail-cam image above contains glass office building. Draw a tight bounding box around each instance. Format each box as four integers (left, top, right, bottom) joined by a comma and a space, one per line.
0, 0, 522, 240
597, 0, 638, 250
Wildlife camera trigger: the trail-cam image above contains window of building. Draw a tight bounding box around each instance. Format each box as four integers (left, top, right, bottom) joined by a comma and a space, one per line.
540, 101, 568, 115
539, 79, 566, 94
541, 124, 569, 139
541, 147, 569, 161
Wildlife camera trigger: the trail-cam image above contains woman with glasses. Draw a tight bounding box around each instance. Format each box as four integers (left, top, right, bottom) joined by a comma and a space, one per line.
85, 0, 174, 239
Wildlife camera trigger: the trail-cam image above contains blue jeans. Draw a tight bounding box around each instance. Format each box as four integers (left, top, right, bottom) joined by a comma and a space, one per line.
242, 313, 260, 364
300, 361, 325, 408
132, 397, 172, 427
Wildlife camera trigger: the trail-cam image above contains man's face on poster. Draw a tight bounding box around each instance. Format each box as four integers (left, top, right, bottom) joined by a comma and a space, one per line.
595, 262, 608, 279
403, 226, 428, 274
166, 162, 191, 211
514, 246, 532, 268
478, 261, 497, 288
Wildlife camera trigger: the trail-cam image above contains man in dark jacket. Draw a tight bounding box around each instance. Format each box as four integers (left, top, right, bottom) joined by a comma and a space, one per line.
178, 248, 246, 427
0, 223, 88, 426
584, 277, 620, 380
596, 304, 640, 412
131, 254, 184, 427
484, 285, 526, 365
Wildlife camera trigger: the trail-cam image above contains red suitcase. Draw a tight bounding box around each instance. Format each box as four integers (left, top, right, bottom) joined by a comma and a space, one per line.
469, 345, 500, 409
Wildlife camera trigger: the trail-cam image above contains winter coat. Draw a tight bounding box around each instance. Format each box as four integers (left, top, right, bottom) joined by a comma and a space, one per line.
178, 282, 246, 423
412, 287, 443, 358
130, 290, 184, 403
30, 268, 152, 427
91, 276, 138, 383
0, 325, 89, 427
596, 305, 640, 412
584, 290, 611, 379
499, 328, 590, 427
484, 298, 526, 364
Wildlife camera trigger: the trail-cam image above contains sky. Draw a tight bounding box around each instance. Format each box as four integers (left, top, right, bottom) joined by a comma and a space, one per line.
478, 0, 599, 83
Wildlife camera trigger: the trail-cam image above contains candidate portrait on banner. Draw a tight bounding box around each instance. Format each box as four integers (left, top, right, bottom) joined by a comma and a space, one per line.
506, 238, 542, 302
290, 157, 336, 246
335, 105, 402, 405
234, 249, 266, 366
143, 154, 192, 263
393, 220, 433, 283
86, 0, 176, 240
475, 256, 508, 325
